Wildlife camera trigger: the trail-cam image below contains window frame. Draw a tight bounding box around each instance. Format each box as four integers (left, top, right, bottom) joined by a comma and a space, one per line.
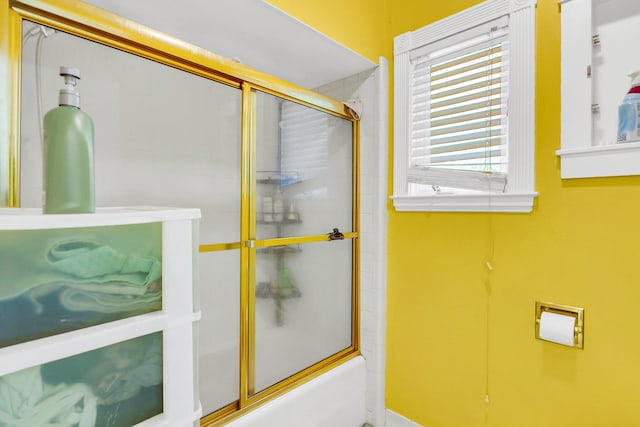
392, 0, 538, 213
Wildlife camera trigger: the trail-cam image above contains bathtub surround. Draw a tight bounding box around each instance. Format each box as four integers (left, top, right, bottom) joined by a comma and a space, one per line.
14, 6, 380, 424
225, 357, 366, 427
315, 61, 388, 427
218, 57, 387, 427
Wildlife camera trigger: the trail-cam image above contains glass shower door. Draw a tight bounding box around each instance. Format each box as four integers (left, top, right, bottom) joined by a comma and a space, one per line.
19, 20, 244, 417
252, 91, 356, 394
14, 9, 358, 425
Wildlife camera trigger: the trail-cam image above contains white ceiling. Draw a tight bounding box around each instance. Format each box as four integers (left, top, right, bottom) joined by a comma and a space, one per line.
82, 0, 376, 89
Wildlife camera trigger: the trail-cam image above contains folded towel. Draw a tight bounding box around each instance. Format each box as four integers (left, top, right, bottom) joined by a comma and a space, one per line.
47, 240, 162, 289
58, 285, 161, 314
24, 240, 162, 315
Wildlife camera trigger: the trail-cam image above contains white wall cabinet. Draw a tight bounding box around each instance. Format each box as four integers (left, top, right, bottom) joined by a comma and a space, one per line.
0, 207, 201, 427
557, 0, 640, 178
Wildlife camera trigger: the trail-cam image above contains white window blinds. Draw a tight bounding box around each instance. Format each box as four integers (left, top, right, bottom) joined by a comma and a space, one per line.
280, 101, 330, 182
408, 17, 509, 192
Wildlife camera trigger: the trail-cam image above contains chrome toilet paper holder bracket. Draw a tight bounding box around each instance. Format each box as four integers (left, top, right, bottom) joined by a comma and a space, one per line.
535, 301, 584, 349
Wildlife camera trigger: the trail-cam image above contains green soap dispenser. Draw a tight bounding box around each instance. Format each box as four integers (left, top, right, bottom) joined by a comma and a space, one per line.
43, 66, 95, 214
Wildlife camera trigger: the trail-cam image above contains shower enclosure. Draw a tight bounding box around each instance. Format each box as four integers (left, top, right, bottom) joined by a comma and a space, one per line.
3, 1, 360, 425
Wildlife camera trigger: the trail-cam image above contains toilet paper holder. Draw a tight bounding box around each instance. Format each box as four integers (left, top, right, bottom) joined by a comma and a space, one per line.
535, 301, 584, 349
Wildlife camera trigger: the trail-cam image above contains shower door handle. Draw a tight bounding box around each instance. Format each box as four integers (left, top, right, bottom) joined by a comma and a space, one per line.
327, 228, 344, 241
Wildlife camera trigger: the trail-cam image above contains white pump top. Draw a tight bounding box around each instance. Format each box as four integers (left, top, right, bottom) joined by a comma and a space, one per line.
58, 66, 81, 108
629, 70, 640, 87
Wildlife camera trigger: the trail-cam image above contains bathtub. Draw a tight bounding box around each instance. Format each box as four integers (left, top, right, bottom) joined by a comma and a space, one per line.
217, 355, 366, 427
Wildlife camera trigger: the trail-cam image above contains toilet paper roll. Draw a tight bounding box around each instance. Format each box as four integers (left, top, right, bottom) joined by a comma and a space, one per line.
539, 311, 576, 346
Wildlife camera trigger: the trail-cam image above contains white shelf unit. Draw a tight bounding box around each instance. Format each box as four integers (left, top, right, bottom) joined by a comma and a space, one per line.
557, 0, 640, 178
0, 207, 201, 427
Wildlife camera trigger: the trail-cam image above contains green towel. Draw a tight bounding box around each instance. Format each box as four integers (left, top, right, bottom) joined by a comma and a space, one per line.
91, 333, 163, 405
47, 241, 162, 290
24, 240, 162, 314
0, 222, 161, 303
0, 367, 97, 427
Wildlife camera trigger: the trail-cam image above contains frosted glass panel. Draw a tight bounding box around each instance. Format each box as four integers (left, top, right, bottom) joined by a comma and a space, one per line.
0, 222, 161, 348
255, 92, 353, 240
20, 21, 241, 244
199, 250, 240, 414
254, 239, 352, 392
0, 332, 163, 426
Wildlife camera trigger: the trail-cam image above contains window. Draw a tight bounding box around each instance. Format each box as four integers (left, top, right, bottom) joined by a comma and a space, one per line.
393, 0, 537, 212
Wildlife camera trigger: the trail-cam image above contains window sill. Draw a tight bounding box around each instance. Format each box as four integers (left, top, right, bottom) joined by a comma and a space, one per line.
556, 142, 640, 179
391, 192, 537, 213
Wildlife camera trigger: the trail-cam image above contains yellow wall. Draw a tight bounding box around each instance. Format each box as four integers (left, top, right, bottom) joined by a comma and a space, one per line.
271, 1, 640, 426
266, 0, 388, 64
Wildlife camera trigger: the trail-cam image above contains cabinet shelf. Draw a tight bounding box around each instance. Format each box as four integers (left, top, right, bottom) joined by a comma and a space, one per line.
556, 141, 640, 178
257, 245, 301, 254
256, 170, 304, 326
257, 216, 302, 225
256, 170, 301, 186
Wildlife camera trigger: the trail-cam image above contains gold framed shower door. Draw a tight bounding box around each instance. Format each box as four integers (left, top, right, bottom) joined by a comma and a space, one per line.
0, 1, 360, 425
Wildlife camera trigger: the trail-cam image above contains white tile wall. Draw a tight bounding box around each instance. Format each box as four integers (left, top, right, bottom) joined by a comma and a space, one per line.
315, 58, 388, 427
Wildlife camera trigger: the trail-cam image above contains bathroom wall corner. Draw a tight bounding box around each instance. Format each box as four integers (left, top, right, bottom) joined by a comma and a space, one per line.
315, 57, 387, 427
